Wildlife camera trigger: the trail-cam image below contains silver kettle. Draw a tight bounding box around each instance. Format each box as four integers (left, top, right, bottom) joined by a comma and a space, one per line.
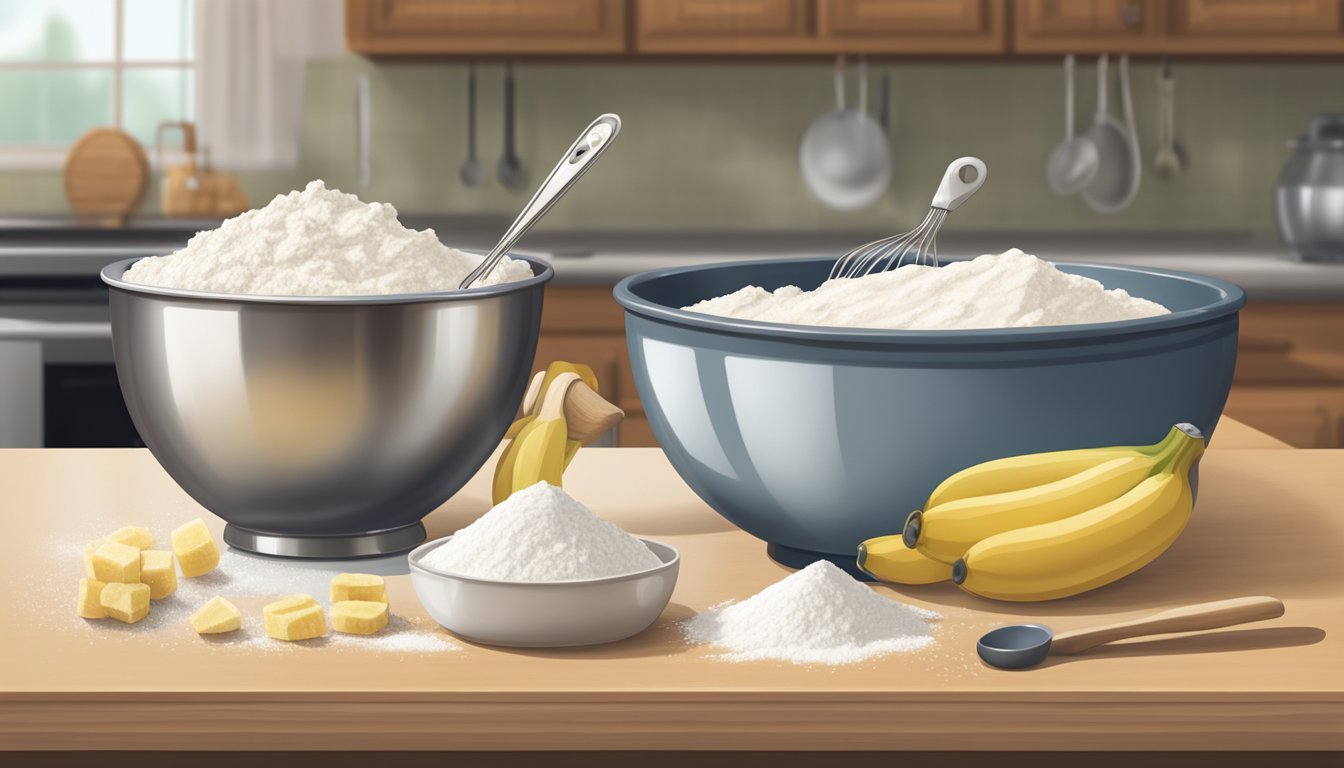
1276, 114, 1344, 262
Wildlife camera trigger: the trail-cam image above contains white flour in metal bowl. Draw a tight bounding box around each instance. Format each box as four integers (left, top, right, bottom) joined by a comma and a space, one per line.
683, 249, 1169, 330
682, 560, 939, 665
123, 180, 533, 296
420, 482, 663, 582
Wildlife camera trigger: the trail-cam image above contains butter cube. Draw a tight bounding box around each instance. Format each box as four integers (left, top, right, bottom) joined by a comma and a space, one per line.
91, 541, 141, 583
331, 600, 389, 636
171, 518, 220, 577
139, 549, 177, 600
189, 597, 242, 635
100, 582, 150, 624
263, 594, 326, 641
82, 539, 107, 578
108, 526, 154, 550
330, 573, 387, 604
77, 578, 106, 619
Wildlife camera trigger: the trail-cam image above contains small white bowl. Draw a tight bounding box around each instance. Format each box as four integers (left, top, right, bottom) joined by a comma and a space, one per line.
408, 536, 680, 648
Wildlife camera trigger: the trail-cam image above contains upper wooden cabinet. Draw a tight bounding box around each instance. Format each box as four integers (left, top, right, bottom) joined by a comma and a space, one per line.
345, 0, 628, 55
634, 0, 1006, 54
346, 0, 1344, 56
1015, 0, 1344, 53
1167, 0, 1344, 53
635, 0, 812, 53
816, 0, 1006, 53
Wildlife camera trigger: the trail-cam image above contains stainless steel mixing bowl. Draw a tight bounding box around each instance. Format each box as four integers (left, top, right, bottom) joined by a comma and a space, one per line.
101, 257, 552, 558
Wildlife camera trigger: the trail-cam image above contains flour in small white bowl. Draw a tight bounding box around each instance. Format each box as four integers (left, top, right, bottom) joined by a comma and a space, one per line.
124, 180, 533, 296
683, 560, 939, 665
419, 482, 663, 582
684, 249, 1168, 331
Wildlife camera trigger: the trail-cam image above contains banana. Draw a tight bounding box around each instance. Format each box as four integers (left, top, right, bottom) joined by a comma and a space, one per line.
492, 416, 536, 504
905, 454, 1160, 564
509, 415, 569, 493
923, 425, 1186, 509
857, 535, 950, 585
952, 428, 1204, 601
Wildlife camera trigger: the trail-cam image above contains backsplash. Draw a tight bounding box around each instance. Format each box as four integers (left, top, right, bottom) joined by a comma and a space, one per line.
3, 57, 1341, 232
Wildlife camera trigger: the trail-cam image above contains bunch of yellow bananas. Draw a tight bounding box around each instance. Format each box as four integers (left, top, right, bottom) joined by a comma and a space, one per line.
858, 424, 1206, 601
492, 361, 599, 505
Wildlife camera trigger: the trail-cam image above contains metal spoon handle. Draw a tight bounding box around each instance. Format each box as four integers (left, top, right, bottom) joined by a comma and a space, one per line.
1064, 54, 1074, 141
459, 113, 622, 289
1050, 596, 1284, 656
467, 62, 477, 160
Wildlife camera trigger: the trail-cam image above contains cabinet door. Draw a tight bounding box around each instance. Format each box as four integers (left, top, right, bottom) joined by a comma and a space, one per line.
817, 0, 1007, 53
345, 0, 628, 55
1014, 0, 1161, 53
1168, 0, 1344, 53
634, 0, 812, 53
1223, 387, 1337, 448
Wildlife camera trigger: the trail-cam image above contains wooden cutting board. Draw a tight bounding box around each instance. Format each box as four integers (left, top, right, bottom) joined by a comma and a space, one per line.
63, 127, 149, 224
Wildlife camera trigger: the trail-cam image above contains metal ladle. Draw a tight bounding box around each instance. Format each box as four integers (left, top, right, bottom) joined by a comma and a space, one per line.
459, 114, 621, 289
1046, 54, 1099, 196
976, 596, 1284, 670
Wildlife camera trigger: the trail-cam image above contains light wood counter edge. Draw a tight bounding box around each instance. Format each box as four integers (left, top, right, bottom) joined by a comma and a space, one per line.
4, 694, 1342, 751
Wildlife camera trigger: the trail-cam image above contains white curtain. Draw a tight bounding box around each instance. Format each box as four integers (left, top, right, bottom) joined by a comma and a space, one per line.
194, 0, 345, 169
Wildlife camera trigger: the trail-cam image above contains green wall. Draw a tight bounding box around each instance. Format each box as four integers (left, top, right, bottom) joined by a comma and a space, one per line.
3, 56, 1340, 233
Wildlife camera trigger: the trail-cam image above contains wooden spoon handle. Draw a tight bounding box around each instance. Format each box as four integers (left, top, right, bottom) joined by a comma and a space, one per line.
1049, 596, 1284, 656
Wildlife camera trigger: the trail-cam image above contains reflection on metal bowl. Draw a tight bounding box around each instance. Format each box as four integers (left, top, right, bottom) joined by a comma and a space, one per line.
101, 256, 551, 558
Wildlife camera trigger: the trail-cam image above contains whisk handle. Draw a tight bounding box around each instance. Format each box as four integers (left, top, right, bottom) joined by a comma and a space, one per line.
931, 156, 987, 211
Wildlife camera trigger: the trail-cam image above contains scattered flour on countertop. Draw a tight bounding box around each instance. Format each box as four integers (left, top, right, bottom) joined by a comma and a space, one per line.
123, 180, 533, 296
420, 482, 663, 581
682, 561, 940, 665
684, 249, 1169, 330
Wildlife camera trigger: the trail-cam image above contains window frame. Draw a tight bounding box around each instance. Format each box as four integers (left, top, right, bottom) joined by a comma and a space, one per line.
0, 0, 194, 169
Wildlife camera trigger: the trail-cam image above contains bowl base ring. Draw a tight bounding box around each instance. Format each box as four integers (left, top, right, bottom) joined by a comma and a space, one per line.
223, 521, 426, 559
766, 542, 874, 582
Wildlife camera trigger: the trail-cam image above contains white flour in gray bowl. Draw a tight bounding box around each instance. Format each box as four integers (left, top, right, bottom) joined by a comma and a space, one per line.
684, 249, 1169, 331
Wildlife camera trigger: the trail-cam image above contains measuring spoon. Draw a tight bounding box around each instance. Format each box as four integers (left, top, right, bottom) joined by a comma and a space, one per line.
976, 596, 1285, 670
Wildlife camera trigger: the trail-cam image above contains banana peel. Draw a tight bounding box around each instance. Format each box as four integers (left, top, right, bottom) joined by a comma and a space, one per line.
494, 366, 604, 504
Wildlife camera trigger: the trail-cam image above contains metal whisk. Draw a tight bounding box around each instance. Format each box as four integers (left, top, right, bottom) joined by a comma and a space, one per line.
829, 157, 987, 281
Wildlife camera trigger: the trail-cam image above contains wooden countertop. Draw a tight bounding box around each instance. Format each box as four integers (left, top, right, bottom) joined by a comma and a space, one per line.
1, 419, 1338, 752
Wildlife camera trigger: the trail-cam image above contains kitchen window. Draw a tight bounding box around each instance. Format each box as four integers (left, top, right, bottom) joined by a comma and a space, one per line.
0, 0, 193, 168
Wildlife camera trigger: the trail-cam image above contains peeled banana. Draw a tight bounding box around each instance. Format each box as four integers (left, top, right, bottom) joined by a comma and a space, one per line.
905, 454, 1162, 564
856, 535, 950, 585
923, 425, 1187, 508
952, 425, 1205, 601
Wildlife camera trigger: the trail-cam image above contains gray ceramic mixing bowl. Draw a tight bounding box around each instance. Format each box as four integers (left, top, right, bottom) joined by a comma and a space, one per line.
101, 256, 551, 558
614, 257, 1245, 576
408, 536, 680, 647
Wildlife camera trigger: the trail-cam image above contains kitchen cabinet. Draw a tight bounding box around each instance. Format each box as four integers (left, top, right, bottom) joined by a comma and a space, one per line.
634, 0, 1006, 54
1013, 0, 1158, 53
815, 0, 1007, 53
347, 0, 1344, 56
1223, 301, 1344, 448
344, 0, 628, 55
634, 0, 812, 53
1014, 0, 1344, 54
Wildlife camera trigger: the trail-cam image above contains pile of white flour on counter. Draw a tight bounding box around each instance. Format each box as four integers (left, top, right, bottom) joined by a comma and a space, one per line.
124, 180, 533, 296
420, 482, 663, 581
682, 561, 939, 665
684, 249, 1169, 330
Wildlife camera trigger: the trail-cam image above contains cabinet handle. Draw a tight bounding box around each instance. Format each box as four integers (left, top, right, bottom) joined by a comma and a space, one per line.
1120, 1, 1142, 29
